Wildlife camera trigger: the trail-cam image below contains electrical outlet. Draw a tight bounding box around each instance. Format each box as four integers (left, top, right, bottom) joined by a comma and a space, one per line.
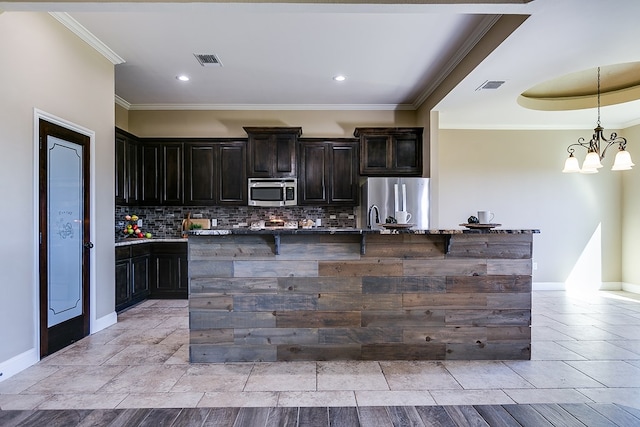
137, 219, 143, 227
211, 219, 218, 227
533, 262, 538, 270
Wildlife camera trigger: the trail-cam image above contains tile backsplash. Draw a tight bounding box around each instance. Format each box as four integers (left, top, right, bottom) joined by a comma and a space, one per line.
116, 205, 358, 239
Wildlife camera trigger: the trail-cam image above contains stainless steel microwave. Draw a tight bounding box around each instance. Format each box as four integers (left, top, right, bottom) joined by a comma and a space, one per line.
248, 178, 297, 207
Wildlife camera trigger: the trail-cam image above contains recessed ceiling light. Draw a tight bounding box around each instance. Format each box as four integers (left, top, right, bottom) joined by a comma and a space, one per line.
333, 75, 346, 82
176, 75, 190, 82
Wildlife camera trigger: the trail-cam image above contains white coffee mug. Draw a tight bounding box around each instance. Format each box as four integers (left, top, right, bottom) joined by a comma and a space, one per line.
477, 210, 494, 224
395, 211, 412, 224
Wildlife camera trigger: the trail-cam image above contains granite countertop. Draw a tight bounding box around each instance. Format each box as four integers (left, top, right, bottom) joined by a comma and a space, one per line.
188, 227, 540, 236
115, 237, 187, 247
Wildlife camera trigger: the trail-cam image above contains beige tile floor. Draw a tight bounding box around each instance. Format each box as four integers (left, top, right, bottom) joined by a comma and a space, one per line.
1, 291, 640, 410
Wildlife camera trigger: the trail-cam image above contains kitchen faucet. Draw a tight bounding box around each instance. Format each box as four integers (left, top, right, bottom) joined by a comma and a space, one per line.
367, 204, 380, 229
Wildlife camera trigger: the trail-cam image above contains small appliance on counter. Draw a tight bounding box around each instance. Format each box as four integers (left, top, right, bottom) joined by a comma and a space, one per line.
360, 177, 430, 229
250, 217, 299, 230
182, 212, 212, 236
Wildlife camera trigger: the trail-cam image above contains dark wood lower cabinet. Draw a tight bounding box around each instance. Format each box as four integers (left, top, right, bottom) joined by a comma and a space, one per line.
115, 257, 131, 311
115, 241, 187, 312
131, 254, 149, 301
149, 242, 188, 299
115, 245, 150, 312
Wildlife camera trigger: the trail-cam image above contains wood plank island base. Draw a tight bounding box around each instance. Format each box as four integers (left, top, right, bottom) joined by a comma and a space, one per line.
187, 228, 539, 363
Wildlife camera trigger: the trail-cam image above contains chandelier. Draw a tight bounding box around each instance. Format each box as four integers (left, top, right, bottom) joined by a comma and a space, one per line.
562, 67, 634, 173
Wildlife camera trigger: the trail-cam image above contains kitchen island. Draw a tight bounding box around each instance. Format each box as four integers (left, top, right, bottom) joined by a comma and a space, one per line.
188, 228, 538, 362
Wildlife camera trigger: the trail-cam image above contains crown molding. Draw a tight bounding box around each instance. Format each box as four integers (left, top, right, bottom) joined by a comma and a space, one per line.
49, 12, 125, 65
115, 95, 131, 110
438, 123, 610, 131
623, 117, 640, 129
126, 103, 415, 111
412, 14, 501, 109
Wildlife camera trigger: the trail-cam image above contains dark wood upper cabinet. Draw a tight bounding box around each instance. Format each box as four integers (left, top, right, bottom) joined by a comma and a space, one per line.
299, 139, 358, 206
217, 141, 247, 205
160, 143, 183, 205
183, 140, 247, 206
117, 126, 415, 208
139, 143, 161, 205
245, 127, 301, 178
184, 142, 216, 205
114, 128, 141, 205
115, 131, 127, 204
299, 141, 328, 204
329, 141, 358, 204
126, 138, 140, 204
355, 127, 423, 176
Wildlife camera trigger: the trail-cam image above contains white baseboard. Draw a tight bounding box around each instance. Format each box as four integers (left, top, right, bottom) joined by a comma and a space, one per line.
532, 282, 566, 291
600, 282, 623, 291
91, 311, 117, 335
532, 282, 625, 291
0, 311, 117, 383
0, 348, 39, 383
622, 282, 640, 295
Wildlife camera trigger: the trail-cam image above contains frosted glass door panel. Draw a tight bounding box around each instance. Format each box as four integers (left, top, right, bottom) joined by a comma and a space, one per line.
47, 136, 83, 327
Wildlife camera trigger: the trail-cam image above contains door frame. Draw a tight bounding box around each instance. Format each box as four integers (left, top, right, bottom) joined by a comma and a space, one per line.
33, 109, 96, 358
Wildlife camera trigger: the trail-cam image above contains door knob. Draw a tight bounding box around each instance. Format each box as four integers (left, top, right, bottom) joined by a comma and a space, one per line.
83, 242, 94, 249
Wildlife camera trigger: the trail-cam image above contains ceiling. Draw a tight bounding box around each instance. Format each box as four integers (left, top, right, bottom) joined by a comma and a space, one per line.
3, 0, 640, 130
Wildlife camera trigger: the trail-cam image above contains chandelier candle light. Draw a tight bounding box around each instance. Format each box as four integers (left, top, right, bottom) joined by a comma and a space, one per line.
562, 67, 634, 173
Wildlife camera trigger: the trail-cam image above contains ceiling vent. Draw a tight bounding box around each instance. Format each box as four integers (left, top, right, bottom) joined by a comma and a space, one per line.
194, 53, 223, 67
476, 80, 505, 91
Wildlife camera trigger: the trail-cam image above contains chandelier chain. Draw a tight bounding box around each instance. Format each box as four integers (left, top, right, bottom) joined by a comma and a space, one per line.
597, 66, 601, 127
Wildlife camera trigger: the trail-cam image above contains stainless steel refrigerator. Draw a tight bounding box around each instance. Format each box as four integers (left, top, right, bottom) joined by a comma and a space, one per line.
360, 177, 430, 229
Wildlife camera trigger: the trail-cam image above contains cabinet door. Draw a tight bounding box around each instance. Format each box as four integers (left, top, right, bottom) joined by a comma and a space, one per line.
393, 133, 422, 174
115, 260, 131, 310
131, 255, 149, 300
299, 141, 328, 205
356, 128, 423, 176
150, 243, 188, 299
126, 140, 140, 204
245, 127, 300, 177
329, 142, 358, 205
274, 134, 297, 177
115, 133, 127, 204
185, 143, 216, 205
248, 134, 273, 177
139, 143, 161, 204
360, 135, 389, 174
162, 143, 183, 205
217, 142, 247, 204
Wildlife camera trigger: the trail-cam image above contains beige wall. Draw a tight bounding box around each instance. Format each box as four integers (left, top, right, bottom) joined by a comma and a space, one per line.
115, 103, 129, 131
0, 12, 115, 367
127, 109, 416, 138
622, 123, 640, 285
438, 128, 624, 286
